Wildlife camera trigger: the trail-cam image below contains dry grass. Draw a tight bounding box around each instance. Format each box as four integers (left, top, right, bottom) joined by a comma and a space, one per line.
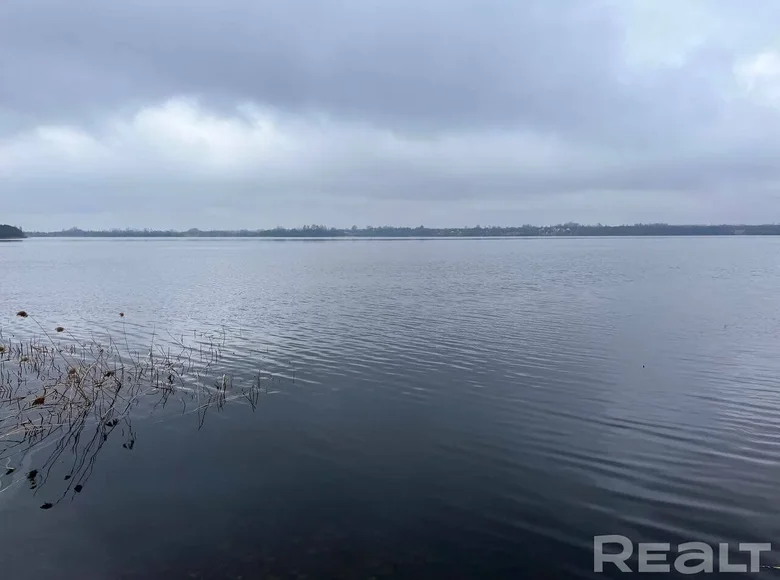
0, 311, 270, 508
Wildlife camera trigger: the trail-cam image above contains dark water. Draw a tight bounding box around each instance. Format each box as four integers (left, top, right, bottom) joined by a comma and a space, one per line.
1, 237, 780, 579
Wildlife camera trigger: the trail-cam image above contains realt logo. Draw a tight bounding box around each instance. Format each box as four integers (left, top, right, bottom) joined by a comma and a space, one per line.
594, 535, 771, 574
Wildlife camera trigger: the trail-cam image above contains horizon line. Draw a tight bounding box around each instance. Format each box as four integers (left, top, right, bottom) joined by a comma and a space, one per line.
21, 221, 780, 234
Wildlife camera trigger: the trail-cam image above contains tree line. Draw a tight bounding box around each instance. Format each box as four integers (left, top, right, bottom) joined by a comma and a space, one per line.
22, 223, 780, 238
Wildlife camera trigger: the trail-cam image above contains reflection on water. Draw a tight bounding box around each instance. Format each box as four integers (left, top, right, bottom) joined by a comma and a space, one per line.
0, 237, 780, 578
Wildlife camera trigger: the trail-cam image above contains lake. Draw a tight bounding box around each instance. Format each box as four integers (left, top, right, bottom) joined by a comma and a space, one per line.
1, 237, 779, 579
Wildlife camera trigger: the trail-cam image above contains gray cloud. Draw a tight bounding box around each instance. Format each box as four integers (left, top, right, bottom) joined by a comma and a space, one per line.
1, 0, 780, 229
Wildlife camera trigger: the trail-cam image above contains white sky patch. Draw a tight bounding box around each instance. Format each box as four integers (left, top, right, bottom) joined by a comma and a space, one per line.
735, 51, 780, 104
612, 0, 724, 68
0, 98, 603, 187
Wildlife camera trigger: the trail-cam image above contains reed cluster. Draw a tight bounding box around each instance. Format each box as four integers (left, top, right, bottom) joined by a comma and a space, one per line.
0, 311, 269, 508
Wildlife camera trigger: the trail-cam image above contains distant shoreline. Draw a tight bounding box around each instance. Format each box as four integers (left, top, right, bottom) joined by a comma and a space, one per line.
21, 224, 780, 238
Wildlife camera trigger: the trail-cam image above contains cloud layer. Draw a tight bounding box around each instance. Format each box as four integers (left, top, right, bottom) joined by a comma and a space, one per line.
2, 0, 780, 229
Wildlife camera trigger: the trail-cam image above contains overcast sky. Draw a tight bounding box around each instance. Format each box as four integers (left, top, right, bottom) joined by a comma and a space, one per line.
2, 0, 780, 230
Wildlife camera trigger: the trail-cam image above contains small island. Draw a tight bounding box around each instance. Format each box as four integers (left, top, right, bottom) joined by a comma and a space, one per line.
0, 225, 26, 239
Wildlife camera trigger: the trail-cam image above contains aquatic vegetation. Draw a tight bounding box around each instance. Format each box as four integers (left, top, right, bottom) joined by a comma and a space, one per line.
0, 310, 275, 509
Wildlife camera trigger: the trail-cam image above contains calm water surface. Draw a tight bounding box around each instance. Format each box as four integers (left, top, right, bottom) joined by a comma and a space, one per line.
1, 237, 780, 579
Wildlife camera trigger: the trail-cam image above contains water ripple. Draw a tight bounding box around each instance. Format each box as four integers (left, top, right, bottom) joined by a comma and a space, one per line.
2, 237, 780, 578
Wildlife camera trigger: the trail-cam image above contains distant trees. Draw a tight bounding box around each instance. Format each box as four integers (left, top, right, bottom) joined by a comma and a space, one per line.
0, 224, 25, 239
22, 223, 780, 238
